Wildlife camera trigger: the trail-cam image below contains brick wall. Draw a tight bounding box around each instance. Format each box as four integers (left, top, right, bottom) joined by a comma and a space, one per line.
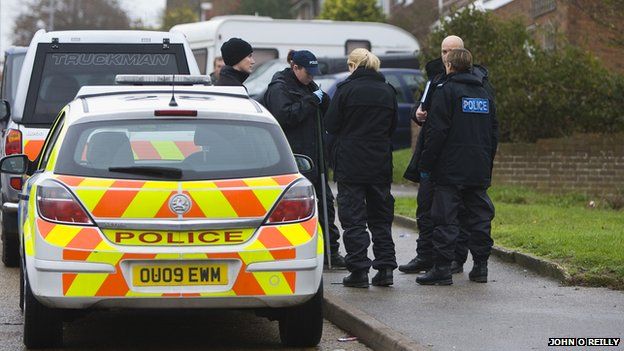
493, 134, 624, 195
492, 0, 624, 74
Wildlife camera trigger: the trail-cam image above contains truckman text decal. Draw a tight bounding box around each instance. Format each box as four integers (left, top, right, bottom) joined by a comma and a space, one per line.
52, 53, 172, 66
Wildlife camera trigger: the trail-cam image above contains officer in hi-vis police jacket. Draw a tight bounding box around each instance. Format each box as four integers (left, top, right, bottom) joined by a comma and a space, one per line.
416, 48, 499, 286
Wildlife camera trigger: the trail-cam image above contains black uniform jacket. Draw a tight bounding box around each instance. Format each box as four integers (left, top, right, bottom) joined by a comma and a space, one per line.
419, 71, 499, 187
215, 66, 249, 87
324, 67, 398, 184
404, 64, 494, 183
263, 68, 329, 179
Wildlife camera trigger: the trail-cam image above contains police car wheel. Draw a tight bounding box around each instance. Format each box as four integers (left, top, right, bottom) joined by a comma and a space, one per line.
23, 270, 63, 348
1, 205, 19, 267
278, 281, 323, 347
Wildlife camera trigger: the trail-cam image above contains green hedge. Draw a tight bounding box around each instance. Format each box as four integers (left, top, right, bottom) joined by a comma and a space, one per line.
422, 8, 624, 142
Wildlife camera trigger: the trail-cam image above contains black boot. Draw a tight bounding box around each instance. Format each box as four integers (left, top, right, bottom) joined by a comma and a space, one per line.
469, 261, 488, 283
450, 261, 464, 274
416, 265, 452, 286
342, 270, 369, 288
325, 252, 347, 269
371, 268, 394, 287
398, 257, 433, 274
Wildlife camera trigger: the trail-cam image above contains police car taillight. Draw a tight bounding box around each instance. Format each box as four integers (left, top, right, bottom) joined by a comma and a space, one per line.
37, 181, 93, 225
5, 129, 22, 155
267, 179, 315, 224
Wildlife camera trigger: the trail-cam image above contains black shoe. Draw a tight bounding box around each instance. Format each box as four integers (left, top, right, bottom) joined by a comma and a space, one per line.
398, 257, 433, 274
416, 265, 453, 286
325, 253, 347, 269
469, 261, 488, 283
342, 270, 369, 288
450, 261, 464, 274
371, 268, 394, 287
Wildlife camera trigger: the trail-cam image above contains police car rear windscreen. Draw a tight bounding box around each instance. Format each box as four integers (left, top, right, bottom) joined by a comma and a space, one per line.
24, 44, 189, 125
54, 119, 298, 181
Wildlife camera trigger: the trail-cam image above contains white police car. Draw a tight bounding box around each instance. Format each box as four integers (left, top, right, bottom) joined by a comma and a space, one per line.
1, 76, 324, 349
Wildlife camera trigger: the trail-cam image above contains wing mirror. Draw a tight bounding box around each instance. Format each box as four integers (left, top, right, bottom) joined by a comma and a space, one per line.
294, 154, 314, 173
0, 154, 29, 174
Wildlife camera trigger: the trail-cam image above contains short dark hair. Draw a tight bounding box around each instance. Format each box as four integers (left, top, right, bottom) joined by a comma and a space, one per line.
447, 48, 472, 72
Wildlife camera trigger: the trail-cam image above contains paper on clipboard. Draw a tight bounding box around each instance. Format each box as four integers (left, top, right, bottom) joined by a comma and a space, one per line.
420, 80, 431, 105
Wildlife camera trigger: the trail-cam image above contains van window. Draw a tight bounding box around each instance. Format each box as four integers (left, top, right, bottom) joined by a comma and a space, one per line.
55, 119, 297, 180
24, 44, 190, 126
192, 48, 207, 74
252, 49, 279, 67
345, 40, 371, 55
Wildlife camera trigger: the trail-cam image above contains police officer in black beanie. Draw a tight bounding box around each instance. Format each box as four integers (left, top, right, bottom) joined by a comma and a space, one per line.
215, 38, 254, 87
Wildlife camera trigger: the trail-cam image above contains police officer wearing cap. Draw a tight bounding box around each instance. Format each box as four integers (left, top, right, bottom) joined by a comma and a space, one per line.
416, 48, 498, 286
263, 50, 346, 268
215, 38, 254, 87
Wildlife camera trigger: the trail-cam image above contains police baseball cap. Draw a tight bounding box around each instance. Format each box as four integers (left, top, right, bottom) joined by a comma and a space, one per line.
292, 50, 321, 76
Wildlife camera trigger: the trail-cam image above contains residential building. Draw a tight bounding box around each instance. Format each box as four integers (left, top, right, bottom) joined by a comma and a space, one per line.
489, 0, 623, 73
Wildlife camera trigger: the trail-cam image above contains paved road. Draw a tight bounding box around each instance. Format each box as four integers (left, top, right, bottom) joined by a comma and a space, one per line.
0, 261, 370, 351
325, 224, 624, 351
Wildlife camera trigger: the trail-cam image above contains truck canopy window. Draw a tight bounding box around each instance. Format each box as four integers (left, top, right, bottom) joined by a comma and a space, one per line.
24, 43, 189, 126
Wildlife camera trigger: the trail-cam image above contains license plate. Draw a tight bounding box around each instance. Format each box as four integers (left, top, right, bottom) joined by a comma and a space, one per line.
132, 263, 228, 287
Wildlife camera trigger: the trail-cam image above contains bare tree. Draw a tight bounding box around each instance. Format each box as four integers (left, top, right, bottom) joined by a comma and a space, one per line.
13, 0, 132, 46
388, 0, 439, 53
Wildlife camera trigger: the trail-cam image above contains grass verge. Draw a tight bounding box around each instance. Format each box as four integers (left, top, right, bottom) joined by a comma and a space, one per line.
393, 149, 624, 289
394, 190, 624, 289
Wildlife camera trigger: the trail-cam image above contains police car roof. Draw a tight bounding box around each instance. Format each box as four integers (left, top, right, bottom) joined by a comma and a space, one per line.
69, 86, 274, 125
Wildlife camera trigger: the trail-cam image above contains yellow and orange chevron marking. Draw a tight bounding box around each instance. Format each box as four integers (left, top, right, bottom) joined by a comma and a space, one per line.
60, 249, 298, 297
54, 174, 300, 220
130, 141, 200, 160
34, 209, 317, 298
80, 141, 201, 162
256, 218, 318, 249
24, 139, 45, 161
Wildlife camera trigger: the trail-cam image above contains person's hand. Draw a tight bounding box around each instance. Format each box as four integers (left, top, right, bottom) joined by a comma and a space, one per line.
313, 89, 324, 103
420, 172, 430, 180
416, 105, 428, 123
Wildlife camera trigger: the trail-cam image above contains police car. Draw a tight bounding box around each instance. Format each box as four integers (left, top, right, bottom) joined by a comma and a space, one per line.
0, 76, 324, 349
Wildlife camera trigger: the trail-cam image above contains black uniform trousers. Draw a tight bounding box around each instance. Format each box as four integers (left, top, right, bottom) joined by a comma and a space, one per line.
306, 174, 341, 255
416, 179, 471, 264
430, 184, 495, 265
337, 182, 397, 272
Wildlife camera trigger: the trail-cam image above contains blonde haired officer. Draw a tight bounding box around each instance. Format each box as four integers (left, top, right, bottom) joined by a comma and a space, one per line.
325, 48, 399, 288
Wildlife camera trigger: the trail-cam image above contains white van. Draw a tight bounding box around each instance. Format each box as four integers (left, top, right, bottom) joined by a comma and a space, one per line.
171, 15, 420, 75
0, 30, 200, 267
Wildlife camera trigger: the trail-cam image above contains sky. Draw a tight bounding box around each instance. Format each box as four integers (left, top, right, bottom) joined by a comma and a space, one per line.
0, 0, 167, 57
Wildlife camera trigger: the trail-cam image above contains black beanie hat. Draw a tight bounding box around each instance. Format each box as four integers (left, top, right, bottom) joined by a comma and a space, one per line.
221, 38, 253, 66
